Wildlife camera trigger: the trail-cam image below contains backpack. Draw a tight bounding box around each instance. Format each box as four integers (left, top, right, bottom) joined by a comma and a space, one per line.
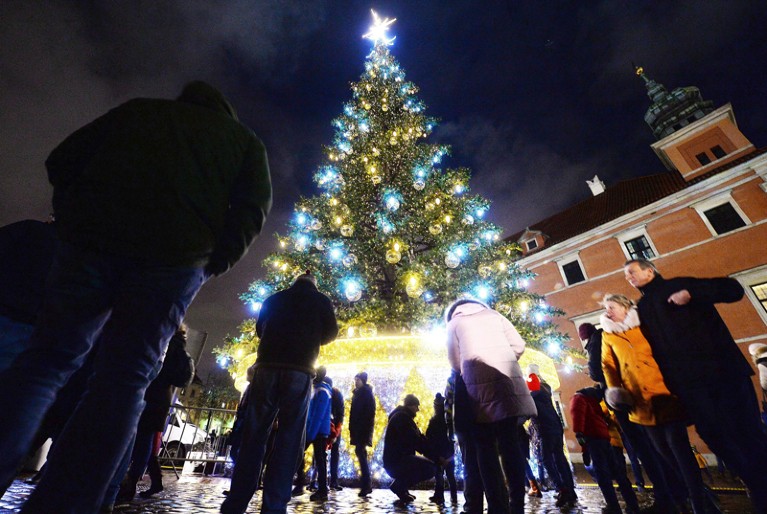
163, 334, 195, 388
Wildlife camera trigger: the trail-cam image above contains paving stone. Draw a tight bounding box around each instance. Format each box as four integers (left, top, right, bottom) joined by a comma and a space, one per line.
0, 467, 755, 513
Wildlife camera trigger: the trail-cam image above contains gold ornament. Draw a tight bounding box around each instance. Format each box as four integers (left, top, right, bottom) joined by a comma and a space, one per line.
385, 249, 402, 264
478, 265, 492, 278
340, 224, 354, 237
428, 223, 442, 235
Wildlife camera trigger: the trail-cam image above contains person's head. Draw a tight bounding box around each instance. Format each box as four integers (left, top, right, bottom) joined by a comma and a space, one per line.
294, 269, 317, 287
354, 371, 368, 389
444, 297, 488, 323
433, 392, 445, 411
578, 323, 596, 342
314, 365, 327, 384
177, 81, 238, 121
602, 294, 634, 323
623, 259, 658, 289
403, 394, 420, 414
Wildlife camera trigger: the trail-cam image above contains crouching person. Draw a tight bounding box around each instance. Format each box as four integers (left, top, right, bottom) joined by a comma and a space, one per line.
383, 395, 439, 505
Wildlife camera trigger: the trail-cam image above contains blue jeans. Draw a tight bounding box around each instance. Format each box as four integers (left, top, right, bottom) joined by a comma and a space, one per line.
0, 242, 206, 513
0, 314, 35, 372
221, 367, 312, 514
540, 430, 575, 491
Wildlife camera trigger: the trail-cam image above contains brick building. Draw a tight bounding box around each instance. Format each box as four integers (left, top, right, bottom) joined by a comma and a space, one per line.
510, 69, 767, 457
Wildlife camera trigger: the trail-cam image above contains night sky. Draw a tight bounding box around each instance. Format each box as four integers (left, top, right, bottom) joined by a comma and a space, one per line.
2, 1, 766, 376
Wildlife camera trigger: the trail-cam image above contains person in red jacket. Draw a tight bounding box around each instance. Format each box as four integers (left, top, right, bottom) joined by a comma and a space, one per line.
569, 385, 640, 514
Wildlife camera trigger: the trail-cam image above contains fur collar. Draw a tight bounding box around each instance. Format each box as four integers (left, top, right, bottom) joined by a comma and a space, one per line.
599, 307, 640, 334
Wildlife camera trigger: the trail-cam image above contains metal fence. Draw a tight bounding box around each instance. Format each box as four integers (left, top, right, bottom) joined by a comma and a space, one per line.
158, 403, 237, 478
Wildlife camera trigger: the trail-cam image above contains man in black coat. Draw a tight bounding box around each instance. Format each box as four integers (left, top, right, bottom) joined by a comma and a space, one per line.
222, 271, 338, 514
383, 394, 439, 505
0, 81, 272, 514
349, 371, 376, 497
625, 258, 767, 512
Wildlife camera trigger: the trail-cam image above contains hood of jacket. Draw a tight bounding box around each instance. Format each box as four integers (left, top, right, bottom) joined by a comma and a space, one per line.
177, 81, 239, 121
600, 307, 640, 334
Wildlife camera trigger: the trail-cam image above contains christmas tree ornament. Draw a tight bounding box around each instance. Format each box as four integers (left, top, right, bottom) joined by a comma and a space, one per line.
413, 178, 426, 190
445, 252, 460, 269
428, 223, 442, 235
386, 249, 402, 264
342, 254, 358, 267
340, 224, 354, 237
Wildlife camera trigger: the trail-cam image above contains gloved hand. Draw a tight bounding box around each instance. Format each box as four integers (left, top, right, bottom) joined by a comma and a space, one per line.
582, 447, 591, 467
575, 433, 587, 447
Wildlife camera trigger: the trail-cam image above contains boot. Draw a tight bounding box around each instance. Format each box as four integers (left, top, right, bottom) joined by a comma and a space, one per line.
527, 479, 542, 498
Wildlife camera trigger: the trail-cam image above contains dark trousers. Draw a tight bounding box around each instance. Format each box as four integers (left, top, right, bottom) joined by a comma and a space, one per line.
621, 427, 645, 487
540, 430, 575, 491
457, 431, 484, 514
386, 455, 436, 494
329, 437, 340, 486
615, 411, 686, 508
644, 421, 707, 514
677, 376, 767, 512
354, 445, 371, 490
301, 437, 328, 494
474, 417, 526, 514
434, 458, 458, 498
587, 437, 640, 512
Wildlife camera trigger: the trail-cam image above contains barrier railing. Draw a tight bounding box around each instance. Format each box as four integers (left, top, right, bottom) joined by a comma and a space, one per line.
158, 403, 237, 477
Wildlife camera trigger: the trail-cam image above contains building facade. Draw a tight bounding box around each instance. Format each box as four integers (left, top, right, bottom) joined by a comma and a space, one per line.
511, 69, 767, 457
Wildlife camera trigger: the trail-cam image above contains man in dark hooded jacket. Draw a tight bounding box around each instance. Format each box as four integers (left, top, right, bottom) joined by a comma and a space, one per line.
383, 394, 438, 504
349, 371, 376, 497
0, 81, 271, 514
625, 258, 767, 511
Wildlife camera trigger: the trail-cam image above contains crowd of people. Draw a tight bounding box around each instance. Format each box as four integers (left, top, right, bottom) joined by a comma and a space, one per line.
0, 80, 765, 514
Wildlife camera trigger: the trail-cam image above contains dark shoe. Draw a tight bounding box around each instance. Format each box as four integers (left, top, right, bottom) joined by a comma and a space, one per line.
308, 482, 318, 492
222, 490, 229, 496
527, 479, 542, 498
555, 488, 577, 507
358, 487, 373, 497
429, 494, 445, 504
330, 483, 343, 491
139, 484, 164, 498
389, 484, 412, 503
602, 506, 623, 514
309, 490, 328, 501
291, 486, 305, 497
99, 504, 114, 513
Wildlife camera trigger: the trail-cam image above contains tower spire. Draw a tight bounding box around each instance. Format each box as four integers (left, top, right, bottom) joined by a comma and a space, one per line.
636, 65, 714, 140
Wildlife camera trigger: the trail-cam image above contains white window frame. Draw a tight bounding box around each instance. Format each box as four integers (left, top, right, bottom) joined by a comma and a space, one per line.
569, 310, 603, 349
557, 253, 588, 287
526, 238, 538, 251
732, 265, 767, 326
691, 192, 751, 236
616, 227, 660, 261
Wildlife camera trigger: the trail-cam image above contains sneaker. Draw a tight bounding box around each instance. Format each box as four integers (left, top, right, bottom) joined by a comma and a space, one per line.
291, 486, 305, 497
358, 487, 373, 497
309, 490, 328, 501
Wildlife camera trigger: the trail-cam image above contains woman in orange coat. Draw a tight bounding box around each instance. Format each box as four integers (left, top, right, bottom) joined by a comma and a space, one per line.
600, 294, 710, 514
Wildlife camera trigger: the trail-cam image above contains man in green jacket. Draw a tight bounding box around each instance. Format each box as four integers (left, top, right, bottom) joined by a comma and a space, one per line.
0, 81, 271, 513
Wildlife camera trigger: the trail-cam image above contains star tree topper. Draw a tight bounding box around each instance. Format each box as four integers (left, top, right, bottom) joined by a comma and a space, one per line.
363, 9, 396, 46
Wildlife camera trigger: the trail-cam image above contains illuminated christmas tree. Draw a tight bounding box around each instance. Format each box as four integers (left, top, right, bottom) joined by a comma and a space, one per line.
216, 10, 579, 482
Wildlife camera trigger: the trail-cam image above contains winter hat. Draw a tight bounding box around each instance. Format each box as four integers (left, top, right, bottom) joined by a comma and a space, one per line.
434, 392, 445, 408
526, 373, 541, 392
404, 394, 420, 407
605, 387, 635, 412
578, 323, 596, 341
355, 371, 368, 384
314, 365, 327, 382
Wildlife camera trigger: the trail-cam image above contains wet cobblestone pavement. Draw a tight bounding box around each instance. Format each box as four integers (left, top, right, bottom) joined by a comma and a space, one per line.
0, 467, 755, 513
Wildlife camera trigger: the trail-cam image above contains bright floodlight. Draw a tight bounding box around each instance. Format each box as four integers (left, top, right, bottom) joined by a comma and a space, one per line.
363, 9, 396, 45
